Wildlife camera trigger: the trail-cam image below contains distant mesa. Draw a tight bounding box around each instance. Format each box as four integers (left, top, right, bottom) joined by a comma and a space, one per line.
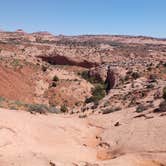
32, 31, 54, 36
15, 29, 26, 34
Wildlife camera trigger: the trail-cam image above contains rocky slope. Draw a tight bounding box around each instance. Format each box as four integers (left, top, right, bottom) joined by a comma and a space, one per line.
0, 30, 166, 165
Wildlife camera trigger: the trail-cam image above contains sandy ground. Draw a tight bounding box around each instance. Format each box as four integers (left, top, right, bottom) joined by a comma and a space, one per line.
0, 108, 166, 166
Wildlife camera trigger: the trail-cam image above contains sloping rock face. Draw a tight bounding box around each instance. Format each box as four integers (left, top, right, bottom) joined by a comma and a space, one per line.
89, 66, 107, 82
88, 65, 120, 90
0, 64, 37, 103
0, 108, 166, 166
38, 54, 99, 68
105, 67, 117, 93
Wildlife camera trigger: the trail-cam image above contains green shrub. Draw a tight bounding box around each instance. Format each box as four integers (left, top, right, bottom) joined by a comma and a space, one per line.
60, 105, 68, 113
131, 72, 140, 80
52, 75, 59, 82
80, 70, 103, 84
14, 100, 24, 106
0, 96, 5, 103
163, 87, 166, 100
136, 104, 147, 113
78, 114, 87, 118
85, 97, 94, 104
48, 106, 61, 114
154, 101, 166, 113
42, 65, 48, 72
51, 82, 57, 87
92, 84, 105, 99
27, 104, 48, 114
80, 70, 89, 80
124, 75, 130, 81
11, 59, 20, 66
85, 84, 106, 104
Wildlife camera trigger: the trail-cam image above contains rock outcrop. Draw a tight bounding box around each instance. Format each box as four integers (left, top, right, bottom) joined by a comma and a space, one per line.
88, 65, 120, 92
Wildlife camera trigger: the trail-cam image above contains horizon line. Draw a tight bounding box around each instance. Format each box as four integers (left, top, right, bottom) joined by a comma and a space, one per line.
1, 28, 166, 40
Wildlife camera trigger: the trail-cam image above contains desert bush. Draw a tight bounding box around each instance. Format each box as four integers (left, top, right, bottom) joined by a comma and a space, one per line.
48, 106, 61, 114
80, 70, 89, 80
92, 84, 105, 97
162, 87, 166, 100
81, 70, 106, 104
131, 72, 140, 80
154, 101, 166, 113
85, 84, 106, 104
136, 104, 147, 113
11, 59, 23, 68
12, 59, 19, 66
85, 97, 94, 104
60, 105, 68, 113
124, 75, 130, 81
147, 67, 152, 71
52, 75, 59, 82
27, 104, 48, 114
0, 96, 5, 103
80, 70, 103, 84
159, 101, 166, 112
14, 100, 24, 106
78, 114, 87, 118
42, 65, 48, 72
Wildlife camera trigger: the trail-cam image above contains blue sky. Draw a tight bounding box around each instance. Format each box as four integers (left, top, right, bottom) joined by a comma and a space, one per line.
0, 0, 166, 37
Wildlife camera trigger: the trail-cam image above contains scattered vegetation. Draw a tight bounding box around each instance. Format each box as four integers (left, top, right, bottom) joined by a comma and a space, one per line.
27, 104, 48, 114
48, 106, 61, 114
78, 114, 87, 118
60, 105, 68, 113
80, 70, 106, 104
80, 70, 103, 84
85, 84, 106, 104
37, 38, 123, 48
0, 96, 64, 114
50, 75, 59, 87
10, 59, 23, 68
